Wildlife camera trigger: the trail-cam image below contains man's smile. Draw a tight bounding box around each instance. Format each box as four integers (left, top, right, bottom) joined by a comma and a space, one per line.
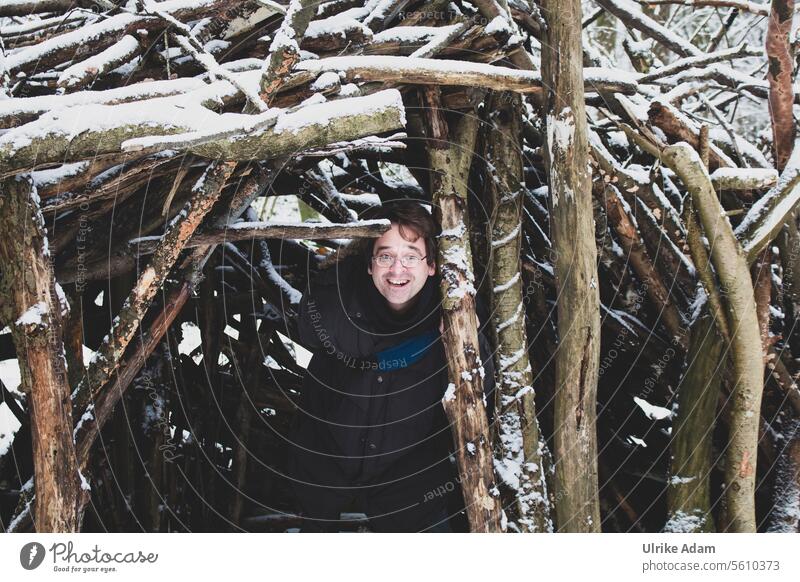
387, 278, 410, 287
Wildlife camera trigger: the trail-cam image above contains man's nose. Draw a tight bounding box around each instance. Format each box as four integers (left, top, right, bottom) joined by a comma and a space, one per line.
389, 258, 406, 273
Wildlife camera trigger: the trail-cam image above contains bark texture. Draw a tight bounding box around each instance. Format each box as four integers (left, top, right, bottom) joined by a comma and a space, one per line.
663, 143, 763, 532
0, 175, 81, 532
486, 91, 552, 532
541, 0, 602, 532
427, 93, 502, 532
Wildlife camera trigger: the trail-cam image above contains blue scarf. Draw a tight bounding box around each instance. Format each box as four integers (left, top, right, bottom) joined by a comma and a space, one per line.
371, 330, 439, 371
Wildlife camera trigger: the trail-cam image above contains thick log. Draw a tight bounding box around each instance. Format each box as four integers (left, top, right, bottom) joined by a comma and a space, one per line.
541, 0, 602, 532
0, 89, 407, 175
426, 91, 502, 532
295, 56, 639, 95
485, 91, 552, 532
0, 176, 82, 532
662, 143, 763, 532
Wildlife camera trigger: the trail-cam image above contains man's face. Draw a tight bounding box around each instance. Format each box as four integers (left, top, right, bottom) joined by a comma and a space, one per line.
368, 224, 435, 314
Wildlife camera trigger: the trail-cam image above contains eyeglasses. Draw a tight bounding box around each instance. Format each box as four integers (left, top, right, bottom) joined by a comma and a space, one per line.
372, 254, 427, 268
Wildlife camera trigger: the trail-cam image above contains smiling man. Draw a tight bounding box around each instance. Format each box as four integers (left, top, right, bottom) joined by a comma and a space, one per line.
369, 220, 436, 314
287, 200, 495, 532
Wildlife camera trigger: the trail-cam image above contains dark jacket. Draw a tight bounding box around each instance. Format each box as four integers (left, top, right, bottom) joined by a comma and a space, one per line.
287, 256, 496, 495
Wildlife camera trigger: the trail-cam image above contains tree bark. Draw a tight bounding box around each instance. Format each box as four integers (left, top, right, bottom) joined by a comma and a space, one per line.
0, 175, 82, 532
258, 0, 317, 105
662, 143, 764, 532
426, 89, 502, 532
541, 0, 602, 532
665, 310, 722, 532
766, 0, 796, 172
486, 91, 552, 532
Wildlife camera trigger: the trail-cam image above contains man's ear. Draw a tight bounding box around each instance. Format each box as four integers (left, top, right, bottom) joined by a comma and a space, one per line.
427, 262, 435, 276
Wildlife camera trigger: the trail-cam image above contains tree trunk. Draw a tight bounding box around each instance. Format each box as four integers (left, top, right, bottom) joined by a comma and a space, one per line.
486, 91, 552, 532
541, 0, 602, 532
425, 88, 502, 532
665, 309, 722, 532
663, 143, 764, 532
766, 0, 795, 172
0, 175, 82, 532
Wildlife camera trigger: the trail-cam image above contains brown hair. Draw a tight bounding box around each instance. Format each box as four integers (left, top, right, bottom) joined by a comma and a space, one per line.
361, 200, 439, 268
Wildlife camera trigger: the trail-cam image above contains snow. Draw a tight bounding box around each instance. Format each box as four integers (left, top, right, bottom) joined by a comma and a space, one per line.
295, 55, 543, 85
340, 192, 381, 206
0, 353, 22, 396
599, 0, 702, 57
627, 435, 647, 447
633, 396, 673, 420
226, 218, 390, 231
310, 71, 340, 92
55, 283, 70, 317
767, 454, 800, 532
6, 477, 33, 532
442, 245, 476, 299
73, 404, 95, 443
663, 510, 705, 533
3, 12, 140, 73
0, 11, 88, 37
491, 224, 521, 248
57, 35, 140, 89
708, 127, 770, 169
735, 142, 800, 255
547, 108, 576, 205
372, 25, 458, 44
31, 162, 90, 188
443, 382, 456, 402
363, 0, 398, 28
305, 14, 372, 42
499, 349, 525, 372
493, 272, 520, 293
273, 89, 406, 136
438, 223, 466, 239
0, 402, 21, 458
78, 469, 91, 491
669, 475, 697, 485
267, 0, 305, 54
496, 302, 524, 333
0, 76, 204, 123
485, 16, 513, 36
15, 302, 48, 327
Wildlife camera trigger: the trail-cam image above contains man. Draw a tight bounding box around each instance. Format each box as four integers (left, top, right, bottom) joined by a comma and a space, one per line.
287, 200, 495, 532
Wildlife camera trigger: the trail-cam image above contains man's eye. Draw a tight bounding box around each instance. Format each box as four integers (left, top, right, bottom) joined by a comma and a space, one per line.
379, 254, 393, 261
